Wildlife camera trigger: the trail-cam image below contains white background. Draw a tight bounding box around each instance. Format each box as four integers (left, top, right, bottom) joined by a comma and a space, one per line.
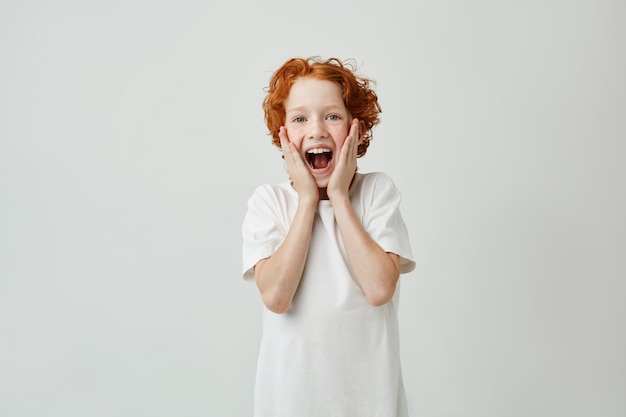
1, 1, 624, 416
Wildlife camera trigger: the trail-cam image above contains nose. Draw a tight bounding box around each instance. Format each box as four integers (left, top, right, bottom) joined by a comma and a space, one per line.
308, 118, 328, 139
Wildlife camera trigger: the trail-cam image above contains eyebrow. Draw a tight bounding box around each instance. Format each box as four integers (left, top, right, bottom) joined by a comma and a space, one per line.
285, 104, 345, 114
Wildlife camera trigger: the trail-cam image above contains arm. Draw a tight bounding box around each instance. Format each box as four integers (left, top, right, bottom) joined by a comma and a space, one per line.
331, 196, 400, 306
328, 119, 400, 306
254, 200, 316, 314
254, 127, 319, 314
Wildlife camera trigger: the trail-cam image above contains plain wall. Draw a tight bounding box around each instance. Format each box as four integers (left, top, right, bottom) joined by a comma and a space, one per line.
1, 0, 624, 416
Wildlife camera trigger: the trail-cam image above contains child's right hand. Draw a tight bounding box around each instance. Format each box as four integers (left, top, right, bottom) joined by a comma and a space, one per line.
279, 126, 319, 204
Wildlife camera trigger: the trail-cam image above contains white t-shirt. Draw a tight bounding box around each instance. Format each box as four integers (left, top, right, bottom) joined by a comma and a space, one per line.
242, 171, 416, 417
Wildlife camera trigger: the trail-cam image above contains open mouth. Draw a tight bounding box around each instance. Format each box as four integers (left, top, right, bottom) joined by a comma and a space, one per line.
305, 148, 333, 170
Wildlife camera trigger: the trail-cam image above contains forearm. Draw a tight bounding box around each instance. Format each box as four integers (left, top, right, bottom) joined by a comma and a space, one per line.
255, 200, 317, 313
331, 195, 400, 306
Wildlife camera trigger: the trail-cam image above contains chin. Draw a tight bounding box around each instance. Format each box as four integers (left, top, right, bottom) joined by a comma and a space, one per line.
313, 177, 330, 189
310, 170, 331, 189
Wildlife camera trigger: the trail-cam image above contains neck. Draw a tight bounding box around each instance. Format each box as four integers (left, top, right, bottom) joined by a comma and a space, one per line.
319, 188, 329, 200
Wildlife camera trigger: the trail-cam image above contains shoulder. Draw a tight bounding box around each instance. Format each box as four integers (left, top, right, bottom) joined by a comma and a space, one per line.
246, 181, 296, 209
248, 181, 292, 199
354, 171, 399, 195
349, 172, 402, 216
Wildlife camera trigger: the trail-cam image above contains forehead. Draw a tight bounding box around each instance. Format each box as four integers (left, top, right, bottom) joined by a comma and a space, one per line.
285, 78, 345, 111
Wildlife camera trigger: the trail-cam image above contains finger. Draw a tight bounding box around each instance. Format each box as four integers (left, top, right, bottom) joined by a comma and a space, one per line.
279, 127, 289, 156
279, 127, 289, 151
353, 120, 360, 155
279, 127, 299, 166
348, 119, 359, 158
339, 134, 352, 164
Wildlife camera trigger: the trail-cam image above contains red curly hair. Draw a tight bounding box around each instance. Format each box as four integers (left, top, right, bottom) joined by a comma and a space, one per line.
262, 56, 381, 157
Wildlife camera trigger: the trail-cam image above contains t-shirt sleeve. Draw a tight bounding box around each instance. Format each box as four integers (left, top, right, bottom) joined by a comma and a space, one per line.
363, 173, 416, 274
241, 185, 287, 280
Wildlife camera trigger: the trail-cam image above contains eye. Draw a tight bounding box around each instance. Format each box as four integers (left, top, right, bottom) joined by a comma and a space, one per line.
326, 114, 341, 121
293, 116, 306, 123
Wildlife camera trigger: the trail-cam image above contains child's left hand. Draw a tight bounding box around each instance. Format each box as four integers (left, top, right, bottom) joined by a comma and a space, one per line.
327, 118, 361, 201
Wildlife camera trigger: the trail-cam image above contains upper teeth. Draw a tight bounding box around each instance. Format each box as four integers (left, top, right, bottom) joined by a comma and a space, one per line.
307, 148, 331, 154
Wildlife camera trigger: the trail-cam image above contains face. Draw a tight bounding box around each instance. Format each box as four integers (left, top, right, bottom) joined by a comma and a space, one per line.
284, 77, 351, 188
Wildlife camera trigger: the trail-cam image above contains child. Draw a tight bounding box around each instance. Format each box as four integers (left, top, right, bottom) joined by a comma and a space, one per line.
242, 56, 416, 417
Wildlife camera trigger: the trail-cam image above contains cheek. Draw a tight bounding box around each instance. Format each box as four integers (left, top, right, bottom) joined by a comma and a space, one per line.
334, 136, 347, 151
334, 126, 350, 147
286, 127, 303, 147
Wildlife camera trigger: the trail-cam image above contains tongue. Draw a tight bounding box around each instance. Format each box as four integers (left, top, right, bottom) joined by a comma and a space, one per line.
311, 153, 331, 169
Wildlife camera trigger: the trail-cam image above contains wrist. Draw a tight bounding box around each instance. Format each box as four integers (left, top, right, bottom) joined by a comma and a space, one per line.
298, 193, 319, 209
328, 191, 350, 207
